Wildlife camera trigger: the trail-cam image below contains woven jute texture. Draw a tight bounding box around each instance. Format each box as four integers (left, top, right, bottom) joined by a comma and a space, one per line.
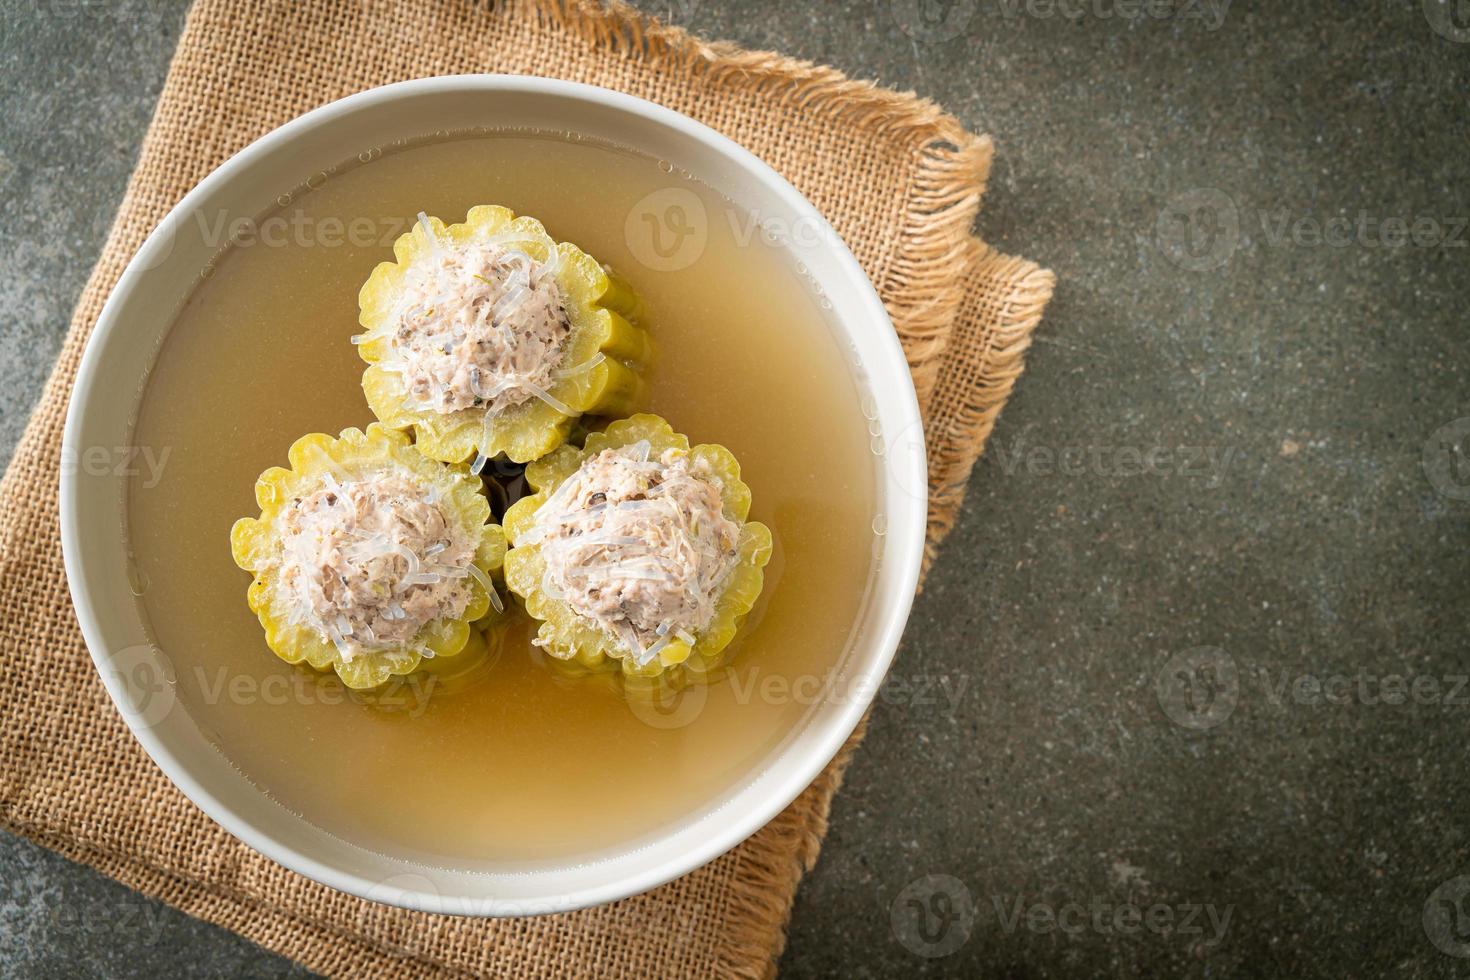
0, 0, 1052, 975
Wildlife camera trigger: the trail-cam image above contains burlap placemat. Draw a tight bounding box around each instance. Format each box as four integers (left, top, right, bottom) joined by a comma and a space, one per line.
0, 0, 1052, 975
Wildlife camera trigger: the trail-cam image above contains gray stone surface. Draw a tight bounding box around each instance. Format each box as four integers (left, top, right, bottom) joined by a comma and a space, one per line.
2, 0, 1468, 976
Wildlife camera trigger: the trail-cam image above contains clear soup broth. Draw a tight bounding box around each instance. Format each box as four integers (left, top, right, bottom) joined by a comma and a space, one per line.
128, 133, 879, 866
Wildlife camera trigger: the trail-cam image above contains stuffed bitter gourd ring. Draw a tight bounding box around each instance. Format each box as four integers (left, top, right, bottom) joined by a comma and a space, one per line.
356, 205, 652, 466
229, 423, 507, 690
503, 414, 773, 678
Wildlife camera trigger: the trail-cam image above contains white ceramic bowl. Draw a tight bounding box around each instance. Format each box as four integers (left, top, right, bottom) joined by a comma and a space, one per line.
61, 75, 926, 916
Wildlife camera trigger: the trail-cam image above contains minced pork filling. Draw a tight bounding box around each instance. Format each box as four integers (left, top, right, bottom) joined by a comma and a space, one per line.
529, 441, 741, 666
275, 470, 481, 659
380, 219, 572, 416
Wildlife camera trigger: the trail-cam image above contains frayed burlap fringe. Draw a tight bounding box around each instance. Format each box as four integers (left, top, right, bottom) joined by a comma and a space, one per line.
923, 241, 1057, 574
0, 1, 1051, 977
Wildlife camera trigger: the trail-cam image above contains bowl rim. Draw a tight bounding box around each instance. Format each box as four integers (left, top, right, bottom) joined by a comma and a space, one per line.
60, 73, 927, 916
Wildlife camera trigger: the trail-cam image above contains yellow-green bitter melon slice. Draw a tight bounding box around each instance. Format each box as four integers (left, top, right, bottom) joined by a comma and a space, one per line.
230, 422, 507, 690
356, 205, 652, 466
503, 413, 773, 678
